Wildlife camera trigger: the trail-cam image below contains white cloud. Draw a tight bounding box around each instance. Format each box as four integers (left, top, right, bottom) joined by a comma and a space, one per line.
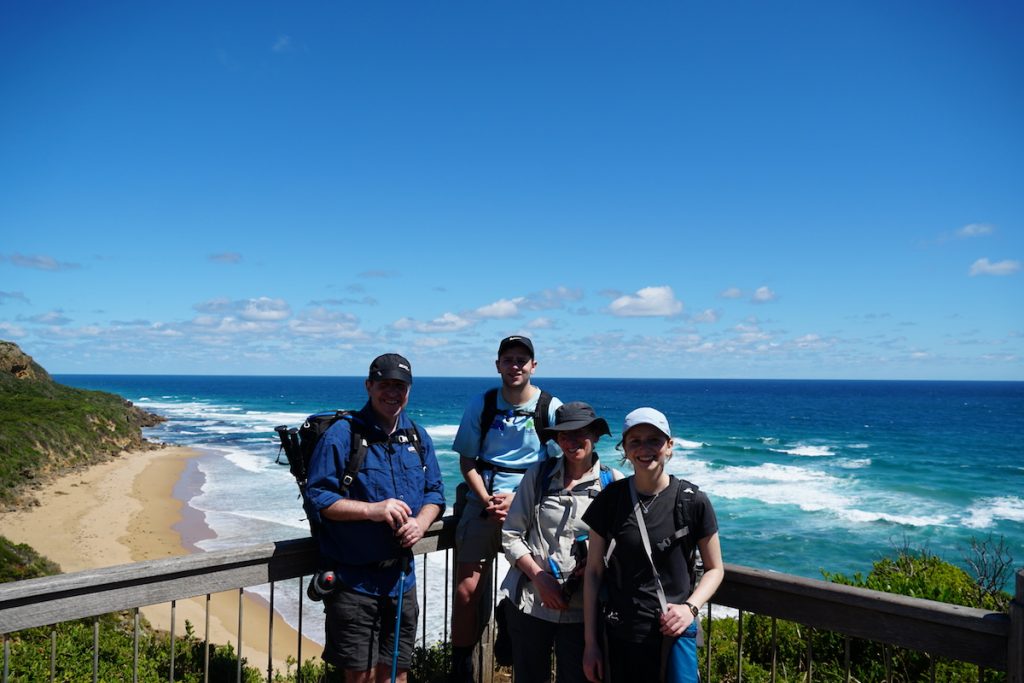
527, 317, 556, 329
413, 337, 450, 348
720, 287, 743, 299
272, 35, 292, 53
957, 223, 994, 238
6, 253, 80, 271
969, 258, 1020, 277
523, 287, 584, 310
27, 311, 72, 325
752, 286, 777, 303
691, 309, 720, 324
194, 297, 233, 313
394, 312, 473, 333
475, 297, 524, 319
0, 291, 30, 304
608, 286, 683, 317
209, 252, 242, 264
240, 297, 291, 321
0, 321, 26, 337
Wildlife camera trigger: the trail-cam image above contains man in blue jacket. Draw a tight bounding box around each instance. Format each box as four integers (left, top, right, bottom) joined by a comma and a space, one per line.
307, 353, 445, 683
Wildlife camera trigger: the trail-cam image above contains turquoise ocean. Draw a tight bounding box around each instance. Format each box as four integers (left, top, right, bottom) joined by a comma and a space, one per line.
56, 375, 1024, 645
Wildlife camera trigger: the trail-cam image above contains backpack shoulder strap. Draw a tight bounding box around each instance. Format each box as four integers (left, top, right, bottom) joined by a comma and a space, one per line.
599, 464, 613, 489
654, 477, 701, 577
395, 420, 427, 470
533, 390, 553, 445
477, 388, 501, 453
339, 417, 368, 497
533, 456, 561, 506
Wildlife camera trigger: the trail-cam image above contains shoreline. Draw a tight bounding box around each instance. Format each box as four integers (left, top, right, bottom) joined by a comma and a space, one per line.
0, 445, 322, 675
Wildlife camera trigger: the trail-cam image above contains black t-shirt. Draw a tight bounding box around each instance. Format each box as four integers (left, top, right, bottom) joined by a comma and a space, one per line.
582, 475, 718, 641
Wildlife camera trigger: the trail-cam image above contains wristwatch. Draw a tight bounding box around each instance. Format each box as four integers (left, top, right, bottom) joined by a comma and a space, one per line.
684, 601, 700, 617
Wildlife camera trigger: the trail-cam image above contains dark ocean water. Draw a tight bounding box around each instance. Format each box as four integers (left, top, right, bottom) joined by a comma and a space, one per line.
56, 375, 1024, 641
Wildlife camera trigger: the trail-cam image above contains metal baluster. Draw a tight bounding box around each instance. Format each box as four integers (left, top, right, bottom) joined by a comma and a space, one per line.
93, 616, 99, 683
170, 600, 176, 683
444, 548, 450, 643
51, 629, 57, 683
736, 610, 744, 683
705, 602, 713, 683
883, 644, 891, 682
133, 609, 140, 683
928, 655, 936, 683
204, 594, 211, 683
3, 633, 9, 683
237, 588, 244, 683
297, 577, 304, 683
805, 627, 813, 683
843, 635, 850, 683
268, 581, 275, 683
422, 554, 427, 648
770, 617, 778, 683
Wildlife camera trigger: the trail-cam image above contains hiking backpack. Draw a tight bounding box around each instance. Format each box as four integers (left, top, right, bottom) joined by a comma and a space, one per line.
477, 387, 554, 452
603, 476, 704, 581
274, 410, 425, 537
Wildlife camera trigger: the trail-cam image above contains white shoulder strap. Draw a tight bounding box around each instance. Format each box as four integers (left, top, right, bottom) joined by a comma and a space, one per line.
628, 477, 669, 614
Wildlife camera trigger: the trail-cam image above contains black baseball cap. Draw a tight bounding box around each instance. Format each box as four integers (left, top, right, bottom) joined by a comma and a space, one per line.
368, 353, 413, 384
497, 335, 535, 359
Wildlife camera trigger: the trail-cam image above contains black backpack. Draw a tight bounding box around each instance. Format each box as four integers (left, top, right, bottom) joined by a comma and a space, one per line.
275, 410, 425, 537
603, 476, 703, 582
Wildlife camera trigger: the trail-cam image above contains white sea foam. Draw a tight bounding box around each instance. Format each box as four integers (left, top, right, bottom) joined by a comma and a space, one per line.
835, 458, 871, 469
673, 438, 705, 451
962, 496, 1024, 529
425, 424, 460, 440
758, 436, 779, 446
771, 444, 835, 457
668, 460, 855, 512
839, 508, 948, 527
223, 447, 275, 474
846, 443, 870, 449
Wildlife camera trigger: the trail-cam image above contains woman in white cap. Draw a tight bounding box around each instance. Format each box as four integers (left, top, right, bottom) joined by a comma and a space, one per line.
581, 408, 724, 683
500, 402, 624, 683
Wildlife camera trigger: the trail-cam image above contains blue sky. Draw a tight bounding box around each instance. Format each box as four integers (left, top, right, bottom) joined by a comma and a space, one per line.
1, 1, 1021, 380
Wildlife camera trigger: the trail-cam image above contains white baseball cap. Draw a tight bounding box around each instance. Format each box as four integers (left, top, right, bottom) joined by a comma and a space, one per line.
621, 407, 672, 440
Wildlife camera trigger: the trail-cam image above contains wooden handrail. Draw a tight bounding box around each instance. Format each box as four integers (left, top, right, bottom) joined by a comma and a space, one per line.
0, 516, 1018, 677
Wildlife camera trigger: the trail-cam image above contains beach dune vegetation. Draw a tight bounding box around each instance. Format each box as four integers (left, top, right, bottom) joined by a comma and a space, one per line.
0, 340, 163, 506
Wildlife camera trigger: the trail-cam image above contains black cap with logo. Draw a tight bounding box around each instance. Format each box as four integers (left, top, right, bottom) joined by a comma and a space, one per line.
497, 335, 535, 359
368, 353, 413, 385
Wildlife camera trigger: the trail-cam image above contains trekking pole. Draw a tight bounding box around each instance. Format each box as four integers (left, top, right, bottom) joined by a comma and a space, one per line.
391, 555, 410, 683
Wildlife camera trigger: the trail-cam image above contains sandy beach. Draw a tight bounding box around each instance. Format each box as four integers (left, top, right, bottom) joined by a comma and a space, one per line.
0, 446, 322, 676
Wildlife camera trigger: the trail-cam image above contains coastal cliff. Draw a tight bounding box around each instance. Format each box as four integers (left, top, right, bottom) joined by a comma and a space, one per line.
0, 340, 164, 507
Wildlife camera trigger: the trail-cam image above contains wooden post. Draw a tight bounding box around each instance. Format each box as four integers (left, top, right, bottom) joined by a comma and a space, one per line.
1009, 569, 1023, 683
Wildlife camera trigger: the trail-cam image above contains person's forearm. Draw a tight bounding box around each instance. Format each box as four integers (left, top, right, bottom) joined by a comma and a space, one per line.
460, 458, 490, 501
685, 566, 724, 610
320, 498, 374, 522
416, 503, 442, 528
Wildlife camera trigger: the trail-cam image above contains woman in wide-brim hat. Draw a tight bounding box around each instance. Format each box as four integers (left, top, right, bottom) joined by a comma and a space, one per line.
500, 402, 623, 683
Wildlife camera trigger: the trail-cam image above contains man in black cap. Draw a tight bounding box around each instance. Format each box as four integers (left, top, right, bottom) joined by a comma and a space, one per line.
307, 353, 445, 683
448, 336, 563, 682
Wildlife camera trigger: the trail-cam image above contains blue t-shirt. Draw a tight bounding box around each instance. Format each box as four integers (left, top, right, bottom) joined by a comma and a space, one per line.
451, 387, 562, 496
306, 403, 446, 597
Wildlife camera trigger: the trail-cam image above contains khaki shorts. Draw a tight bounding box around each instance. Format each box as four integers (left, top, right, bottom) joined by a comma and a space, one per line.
455, 495, 503, 563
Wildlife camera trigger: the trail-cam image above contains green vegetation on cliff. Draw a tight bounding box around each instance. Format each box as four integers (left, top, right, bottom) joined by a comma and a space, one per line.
0, 340, 163, 506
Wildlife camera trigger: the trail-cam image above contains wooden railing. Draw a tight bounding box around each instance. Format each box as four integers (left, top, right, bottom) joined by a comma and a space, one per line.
1, 516, 1021, 682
